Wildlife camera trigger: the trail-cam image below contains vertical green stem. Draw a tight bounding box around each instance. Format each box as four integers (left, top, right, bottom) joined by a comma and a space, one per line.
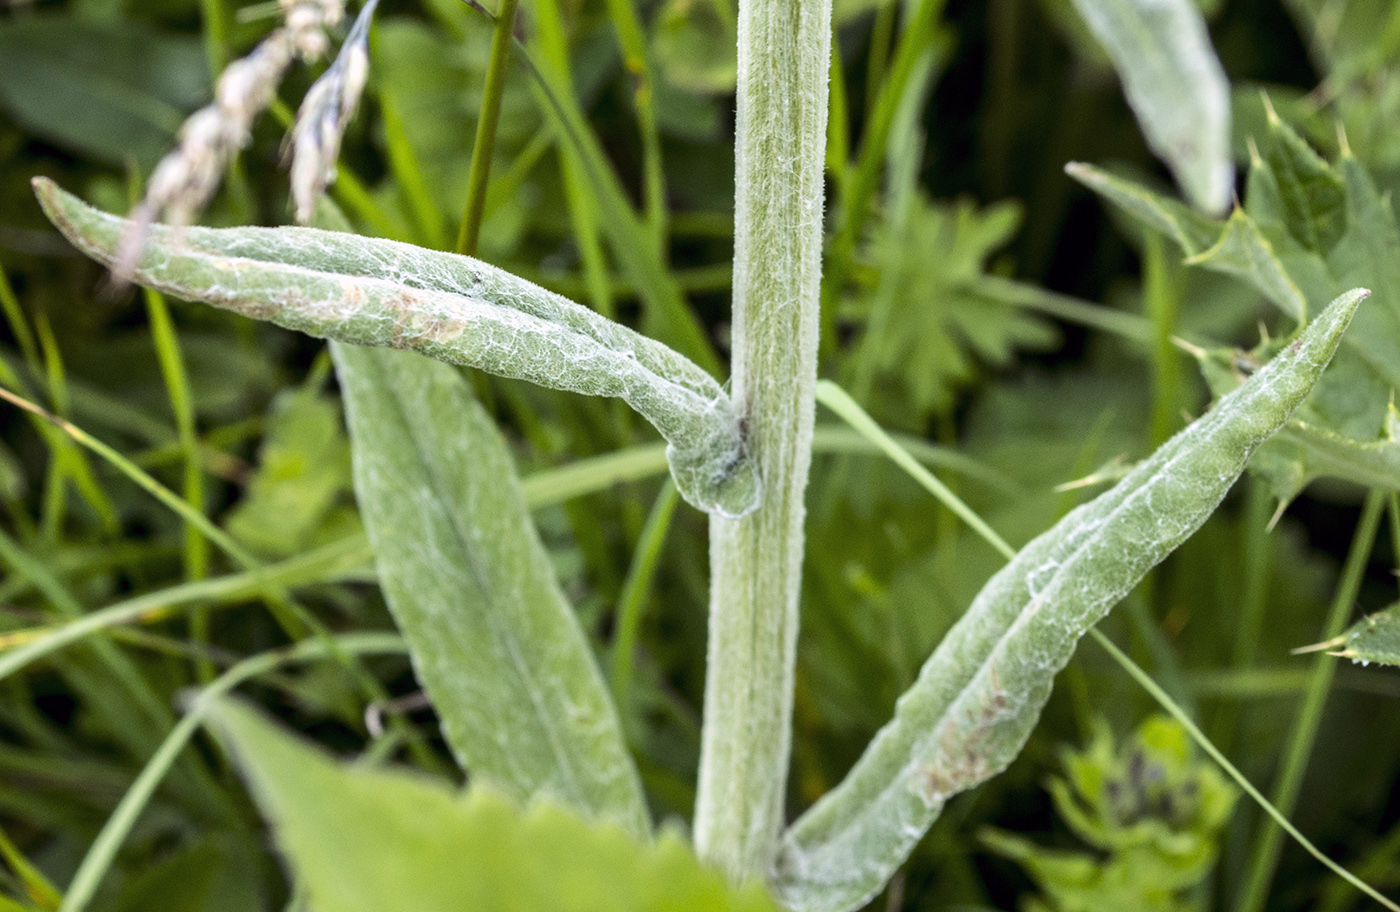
1234, 490, 1385, 912
457, 0, 521, 256
694, 0, 832, 884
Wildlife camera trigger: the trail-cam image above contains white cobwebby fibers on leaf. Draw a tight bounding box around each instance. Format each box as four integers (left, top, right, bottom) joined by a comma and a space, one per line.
36, 179, 761, 518
773, 289, 1366, 912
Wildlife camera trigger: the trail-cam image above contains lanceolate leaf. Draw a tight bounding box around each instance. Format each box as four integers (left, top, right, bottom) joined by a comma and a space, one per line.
772, 289, 1365, 912
1068, 0, 1233, 213
32, 179, 759, 519
203, 698, 776, 912
332, 342, 648, 838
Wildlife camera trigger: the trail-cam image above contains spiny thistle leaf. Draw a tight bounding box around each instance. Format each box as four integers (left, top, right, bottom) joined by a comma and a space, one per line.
1070, 111, 1400, 507
1297, 603, 1400, 667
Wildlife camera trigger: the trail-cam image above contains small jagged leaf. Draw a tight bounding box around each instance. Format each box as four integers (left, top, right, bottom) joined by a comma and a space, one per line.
32, 178, 759, 518
842, 195, 1058, 430
201, 697, 778, 912
1298, 603, 1400, 667
773, 289, 1364, 912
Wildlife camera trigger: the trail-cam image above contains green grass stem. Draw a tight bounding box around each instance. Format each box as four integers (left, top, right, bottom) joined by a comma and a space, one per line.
609, 480, 680, 731
456, 0, 521, 256
1234, 490, 1387, 912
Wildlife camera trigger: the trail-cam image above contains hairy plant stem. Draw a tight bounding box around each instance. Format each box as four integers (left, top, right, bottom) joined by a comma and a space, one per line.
456, 0, 520, 256
694, 0, 832, 884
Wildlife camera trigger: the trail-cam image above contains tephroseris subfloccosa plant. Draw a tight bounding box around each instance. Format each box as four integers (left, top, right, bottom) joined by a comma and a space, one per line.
33, 162, 1366, 909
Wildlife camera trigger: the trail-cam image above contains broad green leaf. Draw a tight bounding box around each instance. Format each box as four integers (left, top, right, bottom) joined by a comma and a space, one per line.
224, 386, 357, 559
0, 16, 208, 169
331, 342, 648, 837
1299, 603, 1400, 667
33, 179, 759, 518
772, 289, 1365, 912
1068, 0, 1233, 213
202, 698, 777, 912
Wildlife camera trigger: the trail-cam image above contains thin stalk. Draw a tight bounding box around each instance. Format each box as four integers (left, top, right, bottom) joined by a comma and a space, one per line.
602, 0, 669, 248
1234, 490, 1385, 912
457, 0, 521, 255
609, 481, 680, 728
694, 0, 833, 883
142, 287, 213, 682
531, 0, 617, 318
1144, 233, 1183, 447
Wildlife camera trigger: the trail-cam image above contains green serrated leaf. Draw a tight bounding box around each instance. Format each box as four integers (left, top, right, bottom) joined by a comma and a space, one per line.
772, 289, 1364, 912
1078, 118, 1400, 504
843, 194, 1058, 429
202, 697, 777, 912
1186, 208, 1308, 320
982, 715, 1236, 912
1068, 0, 1233, 212
331, 342, 648, 837
33, 178, 758, 518
1260, 105, 1348, 252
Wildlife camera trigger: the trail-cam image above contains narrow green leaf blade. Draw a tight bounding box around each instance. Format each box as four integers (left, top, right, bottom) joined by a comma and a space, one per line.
32, 179, 758, 518
1068, 0, 1233, 212
202, 697, 776, 912
773, 289, 1366, 912
331, 342, 648, 837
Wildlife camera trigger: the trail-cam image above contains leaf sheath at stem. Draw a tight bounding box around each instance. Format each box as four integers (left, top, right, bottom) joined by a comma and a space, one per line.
694, 0, 833, 884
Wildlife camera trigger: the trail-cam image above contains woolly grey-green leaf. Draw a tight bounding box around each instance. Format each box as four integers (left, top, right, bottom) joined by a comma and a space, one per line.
32, 178, 759, 519
772, 288, 1366, 912
332, 342, 648, 838
1068, 0, 1233, 213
